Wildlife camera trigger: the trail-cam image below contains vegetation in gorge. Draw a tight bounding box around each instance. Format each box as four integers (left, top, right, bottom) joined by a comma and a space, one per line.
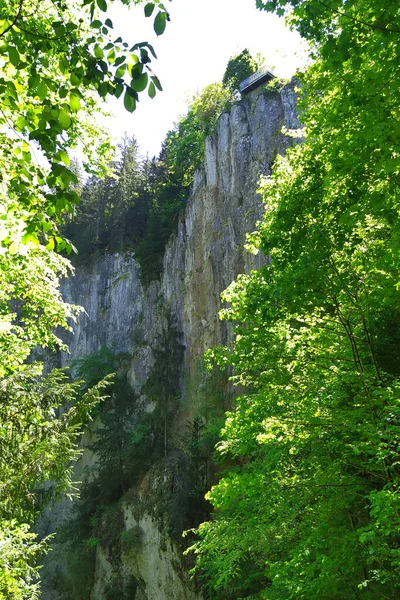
53, 326, 224, 598
52, 348, 155, 600
189, 0, 400, 598
0, 369, 108, 599
0, 0, 168, 596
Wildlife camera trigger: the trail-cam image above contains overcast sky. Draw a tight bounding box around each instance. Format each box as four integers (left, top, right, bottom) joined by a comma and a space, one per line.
104, 0, 308, 157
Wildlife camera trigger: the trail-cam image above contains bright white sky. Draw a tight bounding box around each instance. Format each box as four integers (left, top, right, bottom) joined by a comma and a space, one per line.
104, 0, 308, 157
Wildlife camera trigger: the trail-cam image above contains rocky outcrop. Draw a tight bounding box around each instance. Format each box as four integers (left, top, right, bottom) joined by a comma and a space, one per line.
63, 83, 299, 398
41, 82, 300, 600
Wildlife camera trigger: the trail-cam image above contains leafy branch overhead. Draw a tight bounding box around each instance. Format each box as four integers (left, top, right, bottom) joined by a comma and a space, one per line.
0, 0, 168, 253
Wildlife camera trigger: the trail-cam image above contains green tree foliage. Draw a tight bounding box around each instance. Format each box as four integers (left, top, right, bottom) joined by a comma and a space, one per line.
189, 1, 400, 598
167, 418, 212, 539
161, 82, 232, 186
52, 349, 157, 599
64, 135, 147, 255
68, 83, 231, 283
0, 246, 80, 376
73, 348, 154, 502
0, 366, 109, 599
0, 191, 101, 600
0, 0, 168, 596
143, 309, 185, 457
134, 81, 233, 284
0, 0, 168, 376
0, 0, 168, 247
222, 48, 260, 93
69, 348, 153, 517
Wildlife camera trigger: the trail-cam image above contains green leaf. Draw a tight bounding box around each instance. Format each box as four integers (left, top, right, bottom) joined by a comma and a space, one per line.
114, 55, 125, 67
7, 81, 18, 99
21, 233, 39, 246
58, 109, 71, 129
59, 151, 70, 166
53, 23, 65, 36
91, 19, 102, 29
131, 72, 148, 92
129, 62, 143, 79
107, 48, 116, 63
9, 241, 19, 254
15, 117, 27, 131
144, 3, 155, 17
37, 81, 47, 100
147, 43, 157, 59
96, 0, 107, 11
56, 197, 66, 212
59, 57, 69, 74
94, 45, 104, 59
68, 241, 78, 255
46, 237, 55, 251
98, 81, 108, 97
124, 90, 136, 112
140, 48, 149, 63
148, 81, 156, 98
151, 75, 162, 91
129, 53, 139, 65
105, 18, 113, 27
154, 11, 167, 36
69, 94, 81, 113
8, 46, 20, 68
42, 221, 52, 233
115, 63, 126, 78
114, 82, 124, 98
70, 73, 81, 86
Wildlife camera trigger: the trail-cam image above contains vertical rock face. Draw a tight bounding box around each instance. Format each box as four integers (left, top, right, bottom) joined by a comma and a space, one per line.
42, 84, 300, 600
61, 253, 143, 360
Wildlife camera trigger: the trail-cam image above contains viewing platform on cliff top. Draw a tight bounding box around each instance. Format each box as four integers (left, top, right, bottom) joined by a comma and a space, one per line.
239, 66, 275, 94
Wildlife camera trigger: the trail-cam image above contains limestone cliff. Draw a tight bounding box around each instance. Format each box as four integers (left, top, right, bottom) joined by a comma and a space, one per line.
41, 82, 300, 600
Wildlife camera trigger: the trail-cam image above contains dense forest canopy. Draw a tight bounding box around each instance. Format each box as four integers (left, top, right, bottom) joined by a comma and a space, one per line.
188, 0, 400, 598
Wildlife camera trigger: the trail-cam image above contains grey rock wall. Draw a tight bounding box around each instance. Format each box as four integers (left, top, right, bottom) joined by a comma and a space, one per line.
62, 84, 300, 397
42, 83, 301, 600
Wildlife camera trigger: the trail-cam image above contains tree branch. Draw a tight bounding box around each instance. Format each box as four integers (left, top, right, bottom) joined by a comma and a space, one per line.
316, 0, 400, 35
0, 0, 25, 38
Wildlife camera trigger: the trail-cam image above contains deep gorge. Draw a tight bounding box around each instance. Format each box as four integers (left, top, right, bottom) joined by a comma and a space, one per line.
39, 81, 300, 600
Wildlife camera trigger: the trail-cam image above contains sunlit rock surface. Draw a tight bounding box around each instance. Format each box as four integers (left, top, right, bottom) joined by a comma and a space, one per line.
41, 83, 300, 600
